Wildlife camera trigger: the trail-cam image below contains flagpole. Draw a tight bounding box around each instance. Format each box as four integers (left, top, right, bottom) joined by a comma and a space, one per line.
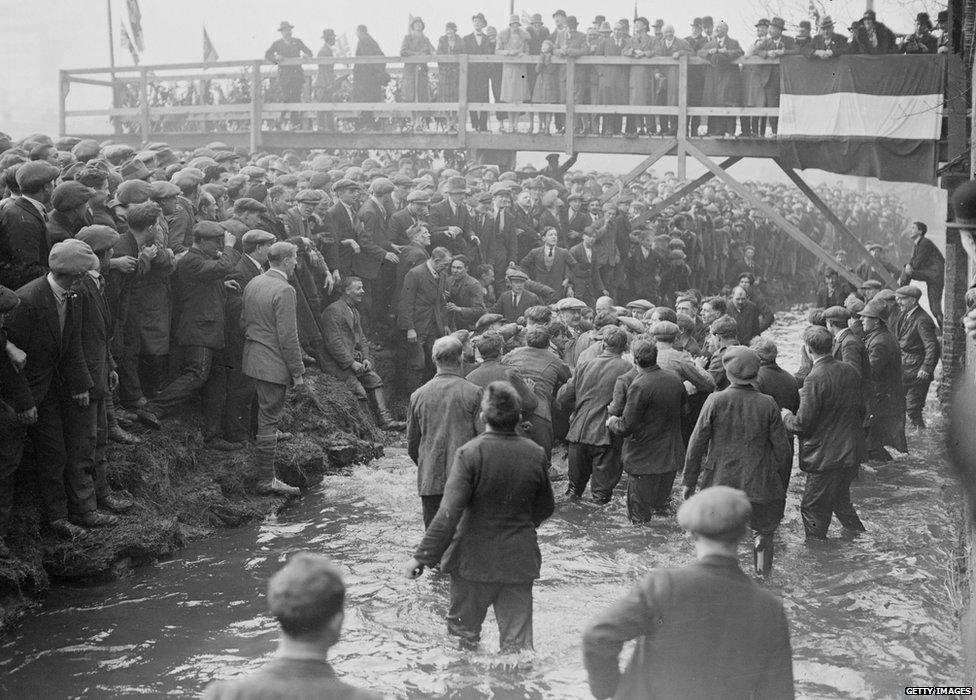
107, 0, 116, 69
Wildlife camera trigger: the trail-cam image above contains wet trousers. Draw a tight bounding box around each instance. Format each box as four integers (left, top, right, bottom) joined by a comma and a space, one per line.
800, 466, 865, 539
446, 575, 534, 652
905, 379, 931, 428
626, 471, 677, 523
567, 442, 621, 502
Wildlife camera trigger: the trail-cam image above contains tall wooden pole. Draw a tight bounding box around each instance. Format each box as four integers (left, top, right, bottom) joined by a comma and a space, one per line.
107, 0, 116, 71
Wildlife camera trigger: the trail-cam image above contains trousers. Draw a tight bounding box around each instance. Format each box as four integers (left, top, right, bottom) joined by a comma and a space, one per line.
151, 346, 227, 439
254, 379, 289, 481
567, 442, 622, 502
905, 379, 931, 428
421, 494, 442, 530
446, 575, 534, 652
626, 471, 677, 523
800, 466, 865, 539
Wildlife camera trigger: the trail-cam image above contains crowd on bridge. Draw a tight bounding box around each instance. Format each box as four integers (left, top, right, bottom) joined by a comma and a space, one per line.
253, 8, 951, 134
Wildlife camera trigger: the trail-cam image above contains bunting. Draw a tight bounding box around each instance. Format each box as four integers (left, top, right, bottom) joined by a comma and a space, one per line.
126, 0, 144, 52
120, 19, 139, 65
203, 26, 219, 63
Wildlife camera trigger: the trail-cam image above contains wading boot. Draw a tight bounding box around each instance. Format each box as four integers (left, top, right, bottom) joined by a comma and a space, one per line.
372, 389, 406, 431
754, 533, 774, 577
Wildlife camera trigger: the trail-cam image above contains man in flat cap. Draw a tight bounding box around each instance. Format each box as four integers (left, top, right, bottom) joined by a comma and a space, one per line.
583, 486, 794, 699
0, 160, 60, 289
326, 179, 365, 282
3, 240, 109, 537
891, 285, 940, 430
685, 346, 791, 575
265, 21, 313, 128
858, 300, 907, 461
283, 189, 323, 241
782, 326, 866, 539
202, 552, 380, 700
242, 241, 305, 496
856, 242, 899, 285
355, 178, 399, 334
389, 189, 430, 248
429, 177, 477, 258
147, 222, 244, 451
398, 247, 452, 392
47, 181, 95, 247
824, 306, 869, 382
899, 221, 944, 327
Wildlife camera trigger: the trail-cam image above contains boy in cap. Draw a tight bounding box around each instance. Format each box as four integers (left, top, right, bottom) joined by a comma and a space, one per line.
892, 285, 940, 429
899, 221, 944, 327
0, 160, 60, 289
584, 486, 794, 698
203, 552, 380, 700
685, 346, 792, 575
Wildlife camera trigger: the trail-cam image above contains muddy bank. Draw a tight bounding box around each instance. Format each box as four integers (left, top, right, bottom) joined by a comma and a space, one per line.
0, 370, 385, 628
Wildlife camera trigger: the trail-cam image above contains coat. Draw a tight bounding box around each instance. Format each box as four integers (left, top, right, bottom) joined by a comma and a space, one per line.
241, 269, 305, 386
112, 230, 175, 355
464, 359, 539, 420
397, 261, 448, 338
480, 207, 517, 277
326, 201, 361, 275
352, 34, 386, 102
558, 351, 633, 446
783, 356, 863, 472
495, 27, 531, 104
597, 35, 630, 105
4, 274, 92, 403
622, 34, 656, 105
863, 324, 908, 452
520, 244, 574, 294
904, 235, 945, 287
395, 242, 428, 293
0, 197, 49, 290
414, 431, 554, 581
76, 273, 114, 400
319, 297, 368, 380
832, 327, 870, 382
447, 273, 485, 330
650, 36, 693, 105
755, 362, 800, 412
491, 288, 540, 322
501, 345, 572, 423
461, 31, 495, 101
610, 365, 685, 475
684, 385, 791, 503
173, 246, 238, 349
428, 199, 475, 255
568, 243, 605, 306
224, 254, 263, 370
727, 298, 766, 344
406, 370, 482, 496
0, 326, 32, 414
354, 197, 391, 280
436, 34, 462, 102
399, 33, 434, 102
583, 555, 794, 700
893, 305, 941, 381
698, 35, 744, 107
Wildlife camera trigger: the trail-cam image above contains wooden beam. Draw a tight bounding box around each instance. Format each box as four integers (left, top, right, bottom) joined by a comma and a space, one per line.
630, 157, 740, 228
58, 71, 68, 136
249, 61, 262, 153
457, 55, 469, 148
775, 159, 897, 288
138, 67, 150, 145
684, 142, 862, 288
599, 139, 677, 203
564, 59, 575, 154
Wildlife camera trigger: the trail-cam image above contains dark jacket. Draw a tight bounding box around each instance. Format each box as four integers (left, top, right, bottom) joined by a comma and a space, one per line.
428, 199, 475, 255
893, 305, 941, 379
755, 362, 800, 412
4, 274, 93, 403
173, 246, 238, 349
583, 555, 794, 700
414, 431, 554, 582
465, 358, 539, 420
406, 370, 482, 496
903, 235, 945, 286
0, 327, 34, 413
610, 365, 685, 475
500, 345, 572, 423
320, 297, 368, 380
447, 272, 485, 330
684, 384, 791, 503
851, 22, 897, 54
224, 254, 264, 368
784, 356, 863, 472
491, 288, 540, 322
326, 201, 361, 275
397, 261, 447, 337
395, 242, 428, 294
479, 207, 517, 277
558, 351, 633, 446
76, 273, 114, 400
354, 197, 391, 280
804, 32, 850, 57
727, 298, 765, 345
0, 197, 49, 290
520, 244, 574, 295
863, 323, 907, 452
568, 243, 605, 306
832, 327, 870, 381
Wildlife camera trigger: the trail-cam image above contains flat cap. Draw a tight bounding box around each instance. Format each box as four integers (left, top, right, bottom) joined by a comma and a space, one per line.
115, 179, 153, 205
489, 182, 513, 196
554, 297, 588, 311
233, 197, 267, 214
332, 178, 360, 192
120, 159, 150, 181
0, 285, 20, 313
149, 180, 181, 200
626, 299, 654, 311
649, 320, 680, 338
406, 190, 431, 204
895, 285, 922, 299
240, 165, 267, 180
446, 176, 468, 193
677, 486, 752, 537
369, 177, 395, 196
193, 221, 226, 239
172, 168, 205, 188
391, 173, 413, 187
51, 181, 94, 212
505, 267, 528, 281
844, 296, 865, 314
75, 224, 120, 252
858, 279, 883, 290
71, 139, 101, 162
242, 229, 277, 245
722, 346, 760, 385
295, 189, 324, 204
619, 316, 645, 333
474, 313, 505, 332
15, 161, 60, 192
823, 305, 851, 321
102, 144, 135, 165
48, 239, 99, 275
858, 300, 887, 319
875, 288, 896, 303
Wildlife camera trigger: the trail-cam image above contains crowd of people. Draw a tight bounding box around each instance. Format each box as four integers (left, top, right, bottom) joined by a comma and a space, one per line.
252, 9, 952, 134
0, 131, 944, 560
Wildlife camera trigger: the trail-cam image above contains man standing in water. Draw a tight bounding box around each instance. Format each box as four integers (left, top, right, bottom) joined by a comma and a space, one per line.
203, 552, 380, 699
582, 486, 794, 698
406, 381, 554, 653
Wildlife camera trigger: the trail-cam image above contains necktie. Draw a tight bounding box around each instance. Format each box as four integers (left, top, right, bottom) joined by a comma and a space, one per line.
513, 294, 520, 309
55, 290, 66, 333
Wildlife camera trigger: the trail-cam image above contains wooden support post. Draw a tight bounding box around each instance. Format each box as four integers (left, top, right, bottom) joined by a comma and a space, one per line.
458, 55, 469, 147
677, 143, 687, 180
138, 67, 150, 144
775, 159, 897, 288
631, 157, 740, 228
599, 139, 676, 203
677, 55, 688, 179
684, 142, 862, 288
58, 71, 68, 136
565, 59, 575, 154
250, 60, 263, 154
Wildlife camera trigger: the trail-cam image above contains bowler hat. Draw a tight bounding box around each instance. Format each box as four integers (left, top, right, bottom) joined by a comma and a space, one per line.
677, 486, 751, 538
770, 17, 786, 30
278, 21, 294, 31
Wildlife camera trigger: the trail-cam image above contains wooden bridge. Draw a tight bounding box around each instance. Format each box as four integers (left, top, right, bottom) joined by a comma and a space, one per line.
57, 53, 959, 289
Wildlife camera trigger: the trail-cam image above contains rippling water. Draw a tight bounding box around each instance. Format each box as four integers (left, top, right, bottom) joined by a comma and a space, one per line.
0, 307, 964, 699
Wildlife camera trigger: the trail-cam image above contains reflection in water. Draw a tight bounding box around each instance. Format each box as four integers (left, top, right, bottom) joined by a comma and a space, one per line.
0, 308, 963, 699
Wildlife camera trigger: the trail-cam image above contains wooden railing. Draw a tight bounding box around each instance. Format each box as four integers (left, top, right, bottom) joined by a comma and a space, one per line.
60, 54, 781, 154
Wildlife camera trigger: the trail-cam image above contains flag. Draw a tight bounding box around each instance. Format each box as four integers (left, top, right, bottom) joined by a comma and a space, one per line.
126, 0, 144, 52
120, 19, 139, 64
777, 55, 944, 185
203, 26, 219, 62
336, 33, 350, 57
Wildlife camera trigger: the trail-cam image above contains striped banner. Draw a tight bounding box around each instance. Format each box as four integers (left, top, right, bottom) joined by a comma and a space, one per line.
777, 55, 945, 185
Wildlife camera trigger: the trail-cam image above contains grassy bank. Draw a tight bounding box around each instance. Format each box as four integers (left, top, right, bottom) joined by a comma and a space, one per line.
0, 369, 385, 629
